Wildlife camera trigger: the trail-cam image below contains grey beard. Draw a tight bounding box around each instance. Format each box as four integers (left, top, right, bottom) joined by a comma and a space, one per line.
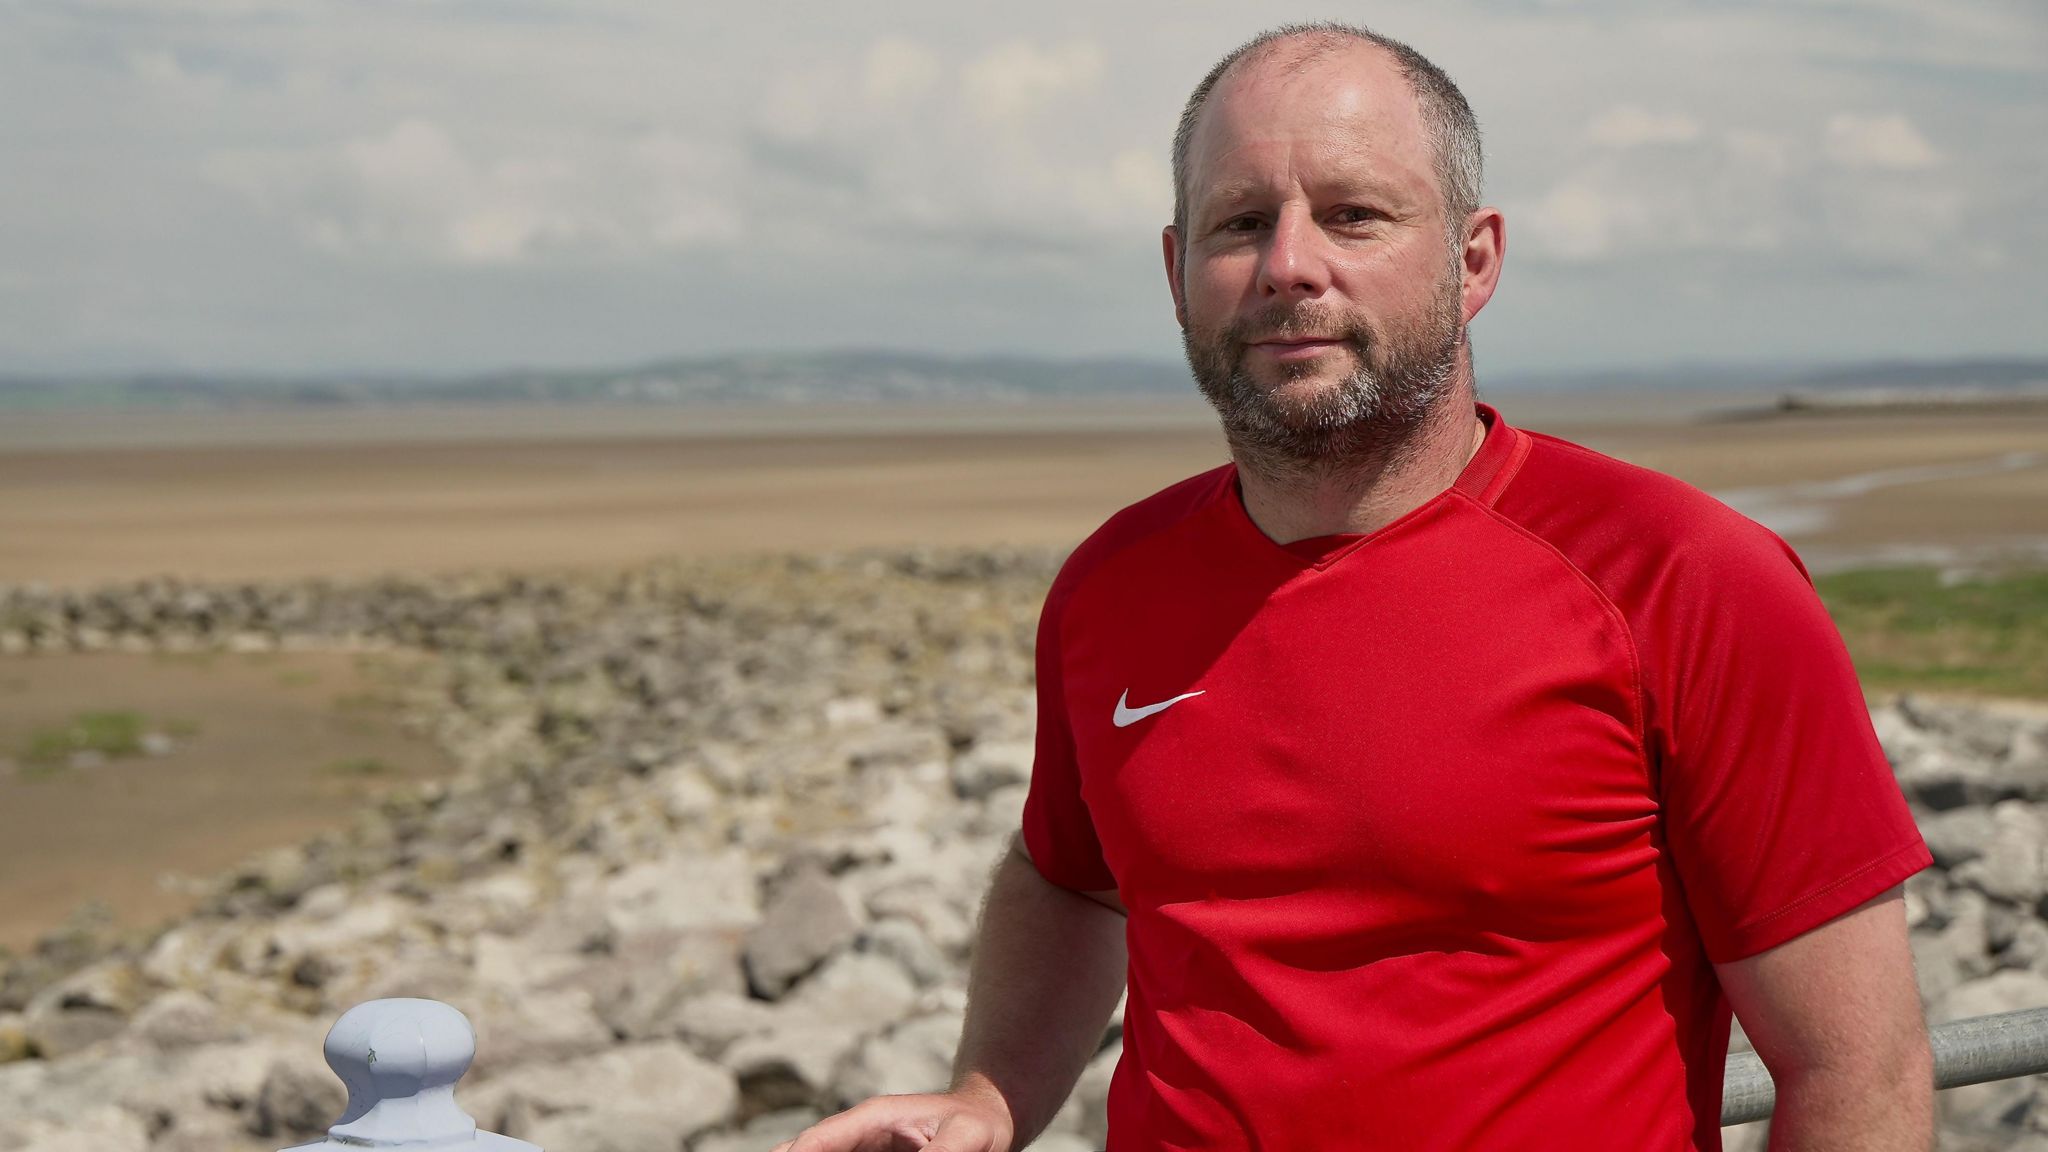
1183, 304, 1466, 481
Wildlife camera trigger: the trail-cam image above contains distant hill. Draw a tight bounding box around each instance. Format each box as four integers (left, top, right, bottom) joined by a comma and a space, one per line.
0, 352, 1191, 410
3, 352, 2044, 410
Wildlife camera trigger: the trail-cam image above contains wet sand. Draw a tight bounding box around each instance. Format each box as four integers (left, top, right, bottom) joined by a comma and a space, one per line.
1, 395, 2043, 585
0, 650, 445, 950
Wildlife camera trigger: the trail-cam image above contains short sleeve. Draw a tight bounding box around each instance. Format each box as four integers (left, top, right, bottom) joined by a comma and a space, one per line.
1649, 522, 1930, 962
1019, 573, 1119, 893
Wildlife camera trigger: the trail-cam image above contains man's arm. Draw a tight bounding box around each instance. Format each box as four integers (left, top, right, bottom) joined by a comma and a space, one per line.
780, 835, 1127, 1152
1715, 885, 1932, 1152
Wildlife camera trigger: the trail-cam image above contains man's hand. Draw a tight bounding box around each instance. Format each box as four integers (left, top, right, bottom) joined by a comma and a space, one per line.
1716, 884, 1932, 1151
771, 1082, 1013, 1152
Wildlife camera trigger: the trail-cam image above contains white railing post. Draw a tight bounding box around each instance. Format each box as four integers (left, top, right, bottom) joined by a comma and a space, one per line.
281, 998, 539, 1152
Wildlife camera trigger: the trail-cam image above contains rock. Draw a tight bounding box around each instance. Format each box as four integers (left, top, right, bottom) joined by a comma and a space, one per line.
0, 1013, 32, 1063
3, 1105, 150, 1152
661, 765, 723, 823
1955, 801, 2048, 905
467, 988, 616, 1079
524, 1110, 687, 1152
863, 917, 952, 988
263, 893, 413, 971
488, 1042, 738, 1144
951, 739, 1033, 800
782, 951, 921, 1033
1922, 807, 1999, 869
2010, 721, 2048, 781
833, 1011, 963, 1104
180, 1038, 288, 1112
691, 1107, 823, 1152
430, 871, 543, 937
21, 1000, 126, 1061
1897, 745, 2009, 811
2005, 919, 2048, 974
604, 851, 760, 937
745, 867, 862, 998
250, 1049, 346, 1139
723, 1022, 864, 1113
1914, 889, 1994, 1006
472, 931, 584, 992
866, 878, 977, 957
1901, 694, 2022, 760
137, 1107, 249, 1152
673, 991, 780, 1058
141, 922, 237, 988
824, 696, 883, 729
583, 928, 748, 1040
129, 990, 233, 1050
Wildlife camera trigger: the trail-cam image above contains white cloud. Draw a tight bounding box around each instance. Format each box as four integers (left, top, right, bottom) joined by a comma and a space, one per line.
1511, 106, 1973, 272
1517, 179, 1638, 262
863, 36, 943, 109
962, 40, 1105, 122
1585, 105, 1700, 149
126, 49, 230, 101
1823, 113, 1942, 171
208, 119, 741, 264
3, 0, 2041, 373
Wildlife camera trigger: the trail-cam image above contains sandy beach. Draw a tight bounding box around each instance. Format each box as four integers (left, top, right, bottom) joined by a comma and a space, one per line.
2, 393, 2043, 586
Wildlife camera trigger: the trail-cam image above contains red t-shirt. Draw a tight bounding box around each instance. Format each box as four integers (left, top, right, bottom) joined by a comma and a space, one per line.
1020, 399, 1929, 1150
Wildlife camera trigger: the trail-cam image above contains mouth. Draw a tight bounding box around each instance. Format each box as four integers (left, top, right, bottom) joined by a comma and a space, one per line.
1247, 336, 1350, 361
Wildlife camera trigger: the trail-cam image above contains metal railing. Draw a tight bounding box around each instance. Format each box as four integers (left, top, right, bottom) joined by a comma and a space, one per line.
277, 998, 2048, 1149
1723, 1006, 2048, 1125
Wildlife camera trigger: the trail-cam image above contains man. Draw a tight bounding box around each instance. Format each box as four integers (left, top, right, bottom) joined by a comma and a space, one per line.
781, 22, 1932, 1152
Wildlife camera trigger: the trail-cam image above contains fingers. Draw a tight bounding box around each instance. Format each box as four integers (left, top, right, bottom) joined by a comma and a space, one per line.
774, 1094, 949, 1152
920, 1108, 1005, 1152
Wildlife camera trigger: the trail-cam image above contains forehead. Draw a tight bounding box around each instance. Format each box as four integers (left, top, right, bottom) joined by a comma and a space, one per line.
1185, 40, 1436, 206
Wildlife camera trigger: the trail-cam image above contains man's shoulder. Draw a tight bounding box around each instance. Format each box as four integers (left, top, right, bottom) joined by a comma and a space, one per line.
1497, 424, 1812, 600
1047, 462, 1235, 606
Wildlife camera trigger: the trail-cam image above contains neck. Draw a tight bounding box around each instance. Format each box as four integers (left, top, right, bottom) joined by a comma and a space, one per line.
1233, 379, 1485, 546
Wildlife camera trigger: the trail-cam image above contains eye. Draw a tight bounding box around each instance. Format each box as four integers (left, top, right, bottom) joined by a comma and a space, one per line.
1330, 206, 1379, 226
1219, 215, 1266, 234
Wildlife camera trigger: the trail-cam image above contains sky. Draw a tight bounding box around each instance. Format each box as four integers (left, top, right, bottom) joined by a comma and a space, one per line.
2, 0, 2043, 377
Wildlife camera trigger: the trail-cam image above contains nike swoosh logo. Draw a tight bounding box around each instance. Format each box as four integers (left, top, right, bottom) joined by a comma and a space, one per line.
1113, 688, 1205, 728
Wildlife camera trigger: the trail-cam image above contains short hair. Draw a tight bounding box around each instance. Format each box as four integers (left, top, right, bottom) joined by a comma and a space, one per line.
1170, 22, 1483, 251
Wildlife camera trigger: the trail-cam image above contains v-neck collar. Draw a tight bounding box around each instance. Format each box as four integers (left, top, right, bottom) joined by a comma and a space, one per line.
1215, 400, 1530, 573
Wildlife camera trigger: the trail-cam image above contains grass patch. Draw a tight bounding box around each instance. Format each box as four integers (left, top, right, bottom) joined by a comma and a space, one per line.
21, 710, 148, 766
1817, 565, 2048, 699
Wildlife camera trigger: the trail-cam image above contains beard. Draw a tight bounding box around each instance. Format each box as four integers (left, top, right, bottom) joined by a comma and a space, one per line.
1182, 266, 1466, 474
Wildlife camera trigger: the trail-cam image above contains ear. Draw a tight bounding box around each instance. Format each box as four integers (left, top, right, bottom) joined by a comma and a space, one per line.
1162, 226, 1189, 332
1457, 207, 1507, 326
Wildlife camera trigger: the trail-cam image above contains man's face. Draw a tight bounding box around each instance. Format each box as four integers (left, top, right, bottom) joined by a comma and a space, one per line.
1167, 43, 1473, 462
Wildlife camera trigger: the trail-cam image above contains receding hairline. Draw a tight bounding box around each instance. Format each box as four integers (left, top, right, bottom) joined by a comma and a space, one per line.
1170, 23, 1483, 248
1184, 38, 1431, 198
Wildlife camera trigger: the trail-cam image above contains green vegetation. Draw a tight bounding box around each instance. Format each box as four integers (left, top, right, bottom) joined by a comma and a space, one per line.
21, 710, 148, 771
1818, 566, 2048, 699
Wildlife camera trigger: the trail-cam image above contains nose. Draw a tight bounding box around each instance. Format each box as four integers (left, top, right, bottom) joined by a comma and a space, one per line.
1255, 205, 1332, 300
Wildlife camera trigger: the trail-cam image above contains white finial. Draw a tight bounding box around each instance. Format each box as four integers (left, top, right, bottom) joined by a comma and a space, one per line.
281, 998, 540, 1152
